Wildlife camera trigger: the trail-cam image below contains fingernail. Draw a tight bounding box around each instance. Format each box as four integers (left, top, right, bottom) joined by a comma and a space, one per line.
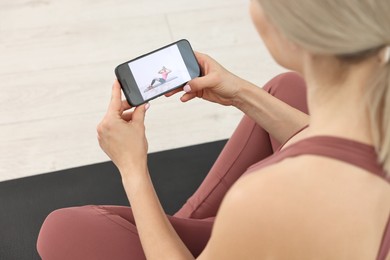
145, 103, 150, 111
183, 84, 191, 93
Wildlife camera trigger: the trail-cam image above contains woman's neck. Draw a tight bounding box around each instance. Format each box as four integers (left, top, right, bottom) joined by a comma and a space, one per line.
303, 56, 379, 145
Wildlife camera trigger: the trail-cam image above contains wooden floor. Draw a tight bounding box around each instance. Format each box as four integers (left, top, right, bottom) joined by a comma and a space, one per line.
0, 0, 285, 182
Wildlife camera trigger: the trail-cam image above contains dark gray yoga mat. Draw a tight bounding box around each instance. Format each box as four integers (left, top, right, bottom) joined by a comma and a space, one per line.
0, 140, 226, 260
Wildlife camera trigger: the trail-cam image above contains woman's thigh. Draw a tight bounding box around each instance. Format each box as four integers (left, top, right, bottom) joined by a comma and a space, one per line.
174, 72, 308, 219
37, 205, 213, 260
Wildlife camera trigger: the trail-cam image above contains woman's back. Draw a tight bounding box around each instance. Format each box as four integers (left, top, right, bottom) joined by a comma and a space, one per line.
202, 136, 390, 260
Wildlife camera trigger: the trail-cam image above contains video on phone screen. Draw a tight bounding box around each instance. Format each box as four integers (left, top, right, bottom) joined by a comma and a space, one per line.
128, 44, 191, 101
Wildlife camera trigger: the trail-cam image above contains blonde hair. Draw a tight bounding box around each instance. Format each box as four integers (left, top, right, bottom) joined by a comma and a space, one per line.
257, 0, 390, 177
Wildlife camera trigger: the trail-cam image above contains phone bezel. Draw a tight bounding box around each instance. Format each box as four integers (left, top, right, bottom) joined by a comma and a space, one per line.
115, 39, 200, 107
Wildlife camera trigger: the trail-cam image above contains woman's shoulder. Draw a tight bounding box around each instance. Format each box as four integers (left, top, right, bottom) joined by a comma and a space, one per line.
201, 157, 390, 259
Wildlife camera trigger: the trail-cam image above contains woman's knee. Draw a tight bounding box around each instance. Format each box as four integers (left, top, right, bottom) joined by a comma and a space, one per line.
263, 72, 305, 93
263, 72, 309, 114
37, 205, 145, 260
37, 206, 97, 259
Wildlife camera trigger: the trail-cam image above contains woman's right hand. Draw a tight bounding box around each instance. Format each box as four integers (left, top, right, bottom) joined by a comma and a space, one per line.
165, 52, 242, 106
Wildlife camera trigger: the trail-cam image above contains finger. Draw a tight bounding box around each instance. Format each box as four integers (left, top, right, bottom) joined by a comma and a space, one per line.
121, 110, 133, 122
194, 51, 210, 75
180, 92, 197, 102
185, 75, 214, 93
121, 100, 132, 112
164, 87, 183, 97
108, 81, 123, 115
194, 51, 207, 62
132, 103, 149, 124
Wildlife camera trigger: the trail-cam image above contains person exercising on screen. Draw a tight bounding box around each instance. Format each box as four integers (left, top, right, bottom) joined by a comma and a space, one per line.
148, 66, 172, 88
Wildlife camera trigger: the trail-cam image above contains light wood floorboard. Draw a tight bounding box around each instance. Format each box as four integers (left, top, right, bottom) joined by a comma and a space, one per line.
0, 0, 285, 181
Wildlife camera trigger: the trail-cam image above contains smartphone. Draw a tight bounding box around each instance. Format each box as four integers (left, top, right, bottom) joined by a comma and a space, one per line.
115, 39, 201, 106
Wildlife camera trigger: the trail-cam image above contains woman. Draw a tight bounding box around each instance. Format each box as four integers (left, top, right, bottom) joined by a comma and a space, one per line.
148, 66, 172, 88
37, 0, 390, 259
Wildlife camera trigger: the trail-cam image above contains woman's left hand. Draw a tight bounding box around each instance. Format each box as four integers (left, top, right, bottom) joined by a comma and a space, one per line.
97, 80, 150, 178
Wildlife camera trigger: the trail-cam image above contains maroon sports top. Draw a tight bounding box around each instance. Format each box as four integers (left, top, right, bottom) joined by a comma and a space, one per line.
244, 136, 390, 260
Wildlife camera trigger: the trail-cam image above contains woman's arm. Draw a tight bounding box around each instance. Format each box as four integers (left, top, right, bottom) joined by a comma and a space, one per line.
97, 82, 193, 260
233, 79, 309, 145
122, 169, 194, 260
168, 52, 309, 145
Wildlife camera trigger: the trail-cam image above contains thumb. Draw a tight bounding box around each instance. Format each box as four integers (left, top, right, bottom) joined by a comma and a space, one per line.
108, 80, 123, 115
185, 75, 214, 93
132, 103, 149, 124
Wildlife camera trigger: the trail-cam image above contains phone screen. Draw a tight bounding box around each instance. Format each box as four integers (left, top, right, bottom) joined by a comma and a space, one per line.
128, 44, 191, 101
115, 39, 200, 106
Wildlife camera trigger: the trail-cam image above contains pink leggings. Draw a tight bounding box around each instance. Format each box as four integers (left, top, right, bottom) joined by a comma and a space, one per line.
37, 72, 308, 259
